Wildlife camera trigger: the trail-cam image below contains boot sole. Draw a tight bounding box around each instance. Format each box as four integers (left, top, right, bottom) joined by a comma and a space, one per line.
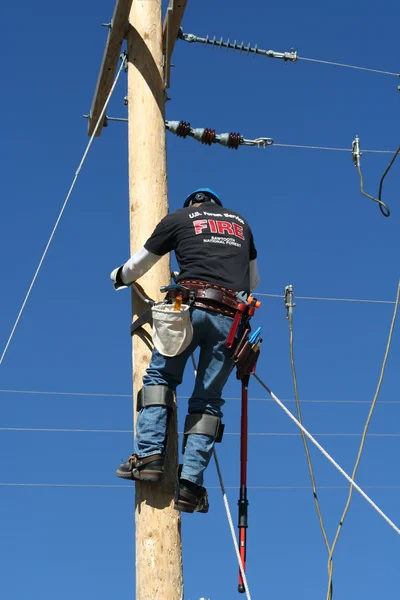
116, 469, 162, 482
174, 500, 209, 514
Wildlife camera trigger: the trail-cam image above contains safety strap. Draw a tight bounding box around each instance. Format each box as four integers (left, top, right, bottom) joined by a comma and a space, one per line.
136, 385, 175, 412
130, 308, 153, 337
182, 413, 224, 452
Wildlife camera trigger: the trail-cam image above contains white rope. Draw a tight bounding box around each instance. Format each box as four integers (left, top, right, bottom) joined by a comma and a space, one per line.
253, 374, 400, 536
0, 56, 127, 366
298, 55, 399, 77
189, 354, 252, 598
213, 449, 252, 600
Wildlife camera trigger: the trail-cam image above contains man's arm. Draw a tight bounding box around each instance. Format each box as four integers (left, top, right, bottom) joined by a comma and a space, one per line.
250, 258, 260, 291
110, 215, 175, 290
110, 247, 161, 290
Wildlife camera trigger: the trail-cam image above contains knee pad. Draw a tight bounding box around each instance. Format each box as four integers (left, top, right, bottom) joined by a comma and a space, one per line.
182, 412, 224, 453
136, 385, 175, 412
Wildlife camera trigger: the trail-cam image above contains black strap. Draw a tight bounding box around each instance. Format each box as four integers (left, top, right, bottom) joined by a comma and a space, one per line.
137, 385, 175, 412
130, 309, 153, 336
182, 413, 224, 452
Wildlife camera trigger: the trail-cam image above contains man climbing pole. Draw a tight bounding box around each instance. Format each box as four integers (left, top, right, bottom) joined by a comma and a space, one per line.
110, 188, 260, 513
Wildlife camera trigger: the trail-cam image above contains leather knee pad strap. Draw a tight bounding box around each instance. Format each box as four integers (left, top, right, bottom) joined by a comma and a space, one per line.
182, 413, 224, 453
136, 385, 175, 412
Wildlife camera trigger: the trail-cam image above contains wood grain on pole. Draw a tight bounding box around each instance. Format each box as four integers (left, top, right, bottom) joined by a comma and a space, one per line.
88, 0, 133, 137
127, 2, 183, 600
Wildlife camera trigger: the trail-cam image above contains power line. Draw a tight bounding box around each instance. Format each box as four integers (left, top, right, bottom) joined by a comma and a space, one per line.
325, 280, 400, 600
258, 293, 396, 304
2, 482, 400, 490
1, 389, 399, 404
273, 143, 395, 154
0, 56, 127, 367
179, 30, 399, 78
285, 285, 332, 572
88, 116, 397, 155
297, 55, 399, 77
2, 426, 400, 436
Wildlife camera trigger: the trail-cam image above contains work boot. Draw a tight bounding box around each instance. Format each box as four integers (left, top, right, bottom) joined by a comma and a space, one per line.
116, 454, 163, 482
174, 478, 209, 514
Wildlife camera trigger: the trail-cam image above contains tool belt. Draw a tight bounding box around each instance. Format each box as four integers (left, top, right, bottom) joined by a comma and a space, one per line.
166, 279, 239, 317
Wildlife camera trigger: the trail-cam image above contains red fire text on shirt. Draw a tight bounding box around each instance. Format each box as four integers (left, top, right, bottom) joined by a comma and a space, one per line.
193, 219, 245, 240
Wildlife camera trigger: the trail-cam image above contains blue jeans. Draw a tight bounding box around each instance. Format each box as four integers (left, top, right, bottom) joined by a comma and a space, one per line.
134, 307, 235, 486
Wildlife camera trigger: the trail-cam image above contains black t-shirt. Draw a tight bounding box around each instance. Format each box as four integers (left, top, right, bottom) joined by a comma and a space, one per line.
144, 204, 257, 293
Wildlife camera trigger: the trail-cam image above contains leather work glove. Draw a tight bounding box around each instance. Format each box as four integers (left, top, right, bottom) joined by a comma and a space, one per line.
110, 266, 128, 291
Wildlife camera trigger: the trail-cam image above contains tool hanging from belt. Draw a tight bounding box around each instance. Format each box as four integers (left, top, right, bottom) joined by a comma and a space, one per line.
225, 292, 262, 595
129, 278, 243, 357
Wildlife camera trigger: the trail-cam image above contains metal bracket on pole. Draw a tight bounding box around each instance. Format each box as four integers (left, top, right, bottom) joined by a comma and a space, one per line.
352, 135, 391, 217
164, 0, 174, 89
284, 285, 295, 319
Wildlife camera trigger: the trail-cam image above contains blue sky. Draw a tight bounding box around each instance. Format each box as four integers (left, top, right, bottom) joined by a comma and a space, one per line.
1, 0, 399, 598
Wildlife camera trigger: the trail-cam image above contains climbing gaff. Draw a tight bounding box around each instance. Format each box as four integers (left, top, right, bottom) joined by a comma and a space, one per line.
351, 136, 391, 216
238, 374, 250, 595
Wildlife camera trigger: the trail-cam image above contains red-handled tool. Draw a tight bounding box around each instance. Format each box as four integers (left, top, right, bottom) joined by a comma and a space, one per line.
238, 374, 250, 594
225, 292, 249, 349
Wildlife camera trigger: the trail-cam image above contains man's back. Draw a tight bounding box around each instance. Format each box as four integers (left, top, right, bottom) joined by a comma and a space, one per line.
144, 204, 257, 293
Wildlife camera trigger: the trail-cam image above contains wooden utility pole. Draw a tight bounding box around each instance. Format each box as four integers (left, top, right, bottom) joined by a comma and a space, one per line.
88, 1, 188, 597
127, 1, 182, 599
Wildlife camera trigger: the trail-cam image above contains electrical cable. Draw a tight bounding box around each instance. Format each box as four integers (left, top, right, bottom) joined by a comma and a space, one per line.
3, 426, 400, 436
2, 389, 400, 404
179, 30, 399, 78
273, 143, 394, 153
0, 55, 127, 366
257, 293, 396, 304
297, 55, 399, 77
252, 374, 400, 536
325, 280, 400, 600
284, 286, 333, 597
2, 482, 400, 491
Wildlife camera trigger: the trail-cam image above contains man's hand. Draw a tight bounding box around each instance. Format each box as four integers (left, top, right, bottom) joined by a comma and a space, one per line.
110, 266, 128, 291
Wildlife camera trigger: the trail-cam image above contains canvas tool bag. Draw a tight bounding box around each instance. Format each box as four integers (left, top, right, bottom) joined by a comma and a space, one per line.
151, 303, 194, 357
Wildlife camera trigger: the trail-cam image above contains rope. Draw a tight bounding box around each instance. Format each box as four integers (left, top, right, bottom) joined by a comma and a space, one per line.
1, 388, 400, 404
297, 55, 399, 77
286, 294, 334, 598
325, 280, 400, 600
190, 354, 252, 598
213, 449, 252, 600
0, 55, 127, 366
287, 307, 331, 555
252, 374, 400, 536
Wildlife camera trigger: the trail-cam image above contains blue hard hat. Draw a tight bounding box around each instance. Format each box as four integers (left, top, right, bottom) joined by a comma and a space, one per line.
183, 188, 223, 208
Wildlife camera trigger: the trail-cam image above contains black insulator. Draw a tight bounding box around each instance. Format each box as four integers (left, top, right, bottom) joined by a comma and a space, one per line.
228, 132, 241, 150
201, 128, 216, 145
176, 121, 191, 138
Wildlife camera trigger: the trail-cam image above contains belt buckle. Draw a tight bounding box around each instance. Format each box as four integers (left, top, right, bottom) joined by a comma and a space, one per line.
188, 290, 197, 306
